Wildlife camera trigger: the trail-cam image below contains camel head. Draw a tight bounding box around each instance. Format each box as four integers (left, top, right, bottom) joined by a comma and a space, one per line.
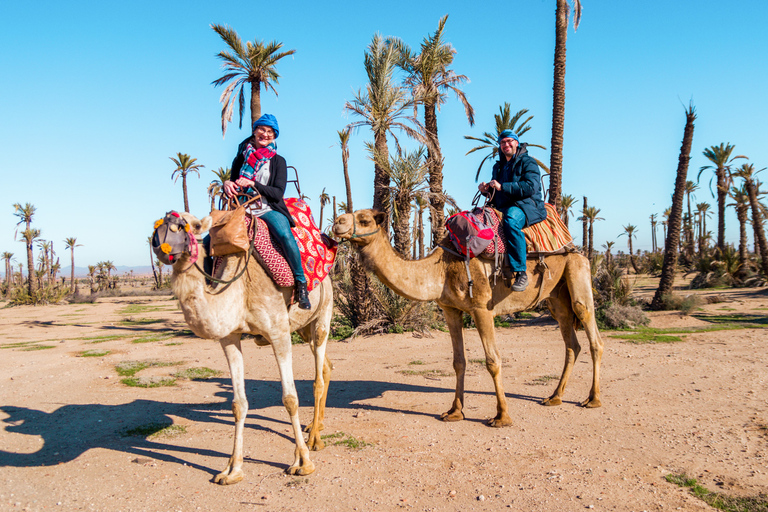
151, 211, 211, 265
333, 209, 386, 246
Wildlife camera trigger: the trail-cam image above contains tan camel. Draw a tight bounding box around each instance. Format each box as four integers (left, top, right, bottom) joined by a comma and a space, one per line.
333, 210, 603, 427
153, 212, 333, 484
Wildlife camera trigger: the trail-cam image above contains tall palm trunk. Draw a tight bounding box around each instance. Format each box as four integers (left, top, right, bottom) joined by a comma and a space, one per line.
373, 132, 390, 222
70, 248, 76, 293
250, 81, 262, 127
182, 175, 190, 213
744, 179, 768, 278
581, 196, 588, 256
549, 0, 568, 213
25, 238, 34, 297
425, 101, 445, 245
735, 204, 749, 278
715, 168, 727, 254
341, 135, 353, 214
587, 220, 594, 260
392, 190, 412, 258
652, 106, 696, 310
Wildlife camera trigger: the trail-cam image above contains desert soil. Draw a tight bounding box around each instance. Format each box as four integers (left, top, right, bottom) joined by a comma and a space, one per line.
1, 278, 767, 512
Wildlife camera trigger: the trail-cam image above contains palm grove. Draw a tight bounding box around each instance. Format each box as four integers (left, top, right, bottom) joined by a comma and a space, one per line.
5, 7, 768, 330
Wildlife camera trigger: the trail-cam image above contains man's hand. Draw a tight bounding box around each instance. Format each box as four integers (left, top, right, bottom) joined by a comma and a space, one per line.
488, 180, 502, 191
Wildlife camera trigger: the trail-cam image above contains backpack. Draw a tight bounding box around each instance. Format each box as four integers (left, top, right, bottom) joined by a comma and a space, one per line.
445, 209, 494, 258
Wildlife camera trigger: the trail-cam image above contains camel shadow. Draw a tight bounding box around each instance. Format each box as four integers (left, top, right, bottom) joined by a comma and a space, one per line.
0, 377, 551, 474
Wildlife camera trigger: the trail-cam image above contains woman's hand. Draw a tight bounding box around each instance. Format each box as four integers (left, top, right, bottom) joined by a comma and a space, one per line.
223, 180, 238, 198
234, 177, 255, 189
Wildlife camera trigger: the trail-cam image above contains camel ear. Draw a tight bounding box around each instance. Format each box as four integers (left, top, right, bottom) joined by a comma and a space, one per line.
373, 211, 386, 227
197, 215, 213, 234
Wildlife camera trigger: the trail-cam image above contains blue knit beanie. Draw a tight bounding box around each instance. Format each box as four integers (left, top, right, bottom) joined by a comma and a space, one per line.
252, 113, 279, 138
497, 129, 519, 145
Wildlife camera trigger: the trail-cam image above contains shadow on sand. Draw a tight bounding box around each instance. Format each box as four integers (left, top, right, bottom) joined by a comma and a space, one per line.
0, 377, 546, 475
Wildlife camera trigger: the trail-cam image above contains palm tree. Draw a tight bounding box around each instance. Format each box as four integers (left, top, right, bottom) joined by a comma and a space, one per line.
683, 180, 698, 261
602, 241, 615, 267
2, 252, 14, 297
211, 24, 296, 138
318, 188, 330, 231
619, 224, 640, 273
37, 240, 51, 285
652, 105, 696, 310
577, 206, 603, 260
549, 0, 583, 214
338, 127, 353, 213
345, 34, 422, 218
465, 104, 547, 181
649, 213, 658, 253
695, 202, 711, 255
13, 203, 38, 296
64, 237, 82, 293
699, 143, 746, 254
732, 163, 768, 278
375, 147, 431, 257
727, 184, 750, 276
396, 14, 475, 245
580, 196, 588, 255
560, 193, 578, 229
411, 195, 429, 259
207, 167, 231, 211
169, 153, 203, 212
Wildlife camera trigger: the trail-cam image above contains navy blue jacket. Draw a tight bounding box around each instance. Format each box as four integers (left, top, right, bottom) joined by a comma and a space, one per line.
230, 136, 295, 227
488, 144, 547, 227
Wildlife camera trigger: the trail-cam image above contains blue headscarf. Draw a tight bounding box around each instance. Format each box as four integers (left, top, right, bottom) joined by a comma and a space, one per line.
497, 129, 519, 145
252, 113, 280, 139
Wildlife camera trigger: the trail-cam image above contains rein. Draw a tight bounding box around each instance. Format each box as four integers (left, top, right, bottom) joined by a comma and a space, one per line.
338, 219, 380, 244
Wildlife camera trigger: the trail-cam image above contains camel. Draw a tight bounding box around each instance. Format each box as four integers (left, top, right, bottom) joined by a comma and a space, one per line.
333, 209, 603, 427
152, 212, 333, 484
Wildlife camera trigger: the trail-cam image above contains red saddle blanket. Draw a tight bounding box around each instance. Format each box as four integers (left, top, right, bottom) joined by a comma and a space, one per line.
481, 203, 573, 256
244, 198, 337, 291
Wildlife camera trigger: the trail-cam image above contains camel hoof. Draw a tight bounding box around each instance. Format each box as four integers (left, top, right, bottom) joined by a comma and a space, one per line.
307, 435, 325, 451
287, 462, 315, 476
542, 396, 562, 406
440, 410, 464, 422
304, 421, 324, 434
581, 397, 602, 408
214, 469, 244, 485
488, 414, 512, 428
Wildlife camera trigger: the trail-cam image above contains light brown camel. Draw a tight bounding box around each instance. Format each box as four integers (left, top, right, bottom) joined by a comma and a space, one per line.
333, 210, 603, 427
152, 212, 333, 484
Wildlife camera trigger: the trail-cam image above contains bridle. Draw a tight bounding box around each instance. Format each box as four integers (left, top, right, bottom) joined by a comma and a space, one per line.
338, 216, 380, 244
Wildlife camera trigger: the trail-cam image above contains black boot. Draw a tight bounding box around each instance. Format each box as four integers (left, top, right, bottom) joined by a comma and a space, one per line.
295, 281, 311, 310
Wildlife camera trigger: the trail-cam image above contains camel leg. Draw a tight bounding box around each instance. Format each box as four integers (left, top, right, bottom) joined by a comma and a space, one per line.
440, 306, 466, 422
214, 334, 247, 485
542, 292, 581, 406
305, 318, 331, 451
472, 309, 513, 427
271, 332, 315, 475
566, 259, 604, 408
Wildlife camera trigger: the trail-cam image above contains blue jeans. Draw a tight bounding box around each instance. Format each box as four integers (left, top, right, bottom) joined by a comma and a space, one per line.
260, 210, 306, 284
500, 206, 527, 272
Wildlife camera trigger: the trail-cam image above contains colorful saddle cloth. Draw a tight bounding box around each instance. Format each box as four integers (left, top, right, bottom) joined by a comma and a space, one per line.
481, 203, 573, 257
243, 198, 337, 291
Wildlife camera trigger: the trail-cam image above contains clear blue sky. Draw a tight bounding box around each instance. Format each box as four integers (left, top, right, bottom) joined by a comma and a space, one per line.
2, 0, 767, 270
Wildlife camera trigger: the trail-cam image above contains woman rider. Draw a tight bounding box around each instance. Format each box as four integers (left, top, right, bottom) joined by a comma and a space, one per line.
222, 113, 311, 309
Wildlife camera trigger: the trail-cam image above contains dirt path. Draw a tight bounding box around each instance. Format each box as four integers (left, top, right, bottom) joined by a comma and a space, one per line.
1, 286, 767, 511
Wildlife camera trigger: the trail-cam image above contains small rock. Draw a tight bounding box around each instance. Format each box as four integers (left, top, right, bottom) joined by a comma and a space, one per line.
448, 490, 456, 498
478, 495, 485, 501
132, 457, 153, 464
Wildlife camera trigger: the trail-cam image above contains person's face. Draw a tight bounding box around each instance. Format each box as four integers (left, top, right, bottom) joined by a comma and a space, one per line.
499, 137, 518, 159
253, 125, 276, 148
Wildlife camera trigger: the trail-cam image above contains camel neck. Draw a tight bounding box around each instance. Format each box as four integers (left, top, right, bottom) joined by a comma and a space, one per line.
359, 233, 445, 302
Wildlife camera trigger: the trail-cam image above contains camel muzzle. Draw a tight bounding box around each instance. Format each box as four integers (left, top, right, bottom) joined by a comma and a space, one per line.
151, 211, 191, 265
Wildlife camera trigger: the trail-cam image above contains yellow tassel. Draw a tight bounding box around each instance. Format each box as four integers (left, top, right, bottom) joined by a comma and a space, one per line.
160, 243, 172, 254
184, 223, 191, 232
154, 219, 164, 229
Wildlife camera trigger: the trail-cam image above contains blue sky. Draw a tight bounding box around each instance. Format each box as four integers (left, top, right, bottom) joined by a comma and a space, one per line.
1, 0, 767, 269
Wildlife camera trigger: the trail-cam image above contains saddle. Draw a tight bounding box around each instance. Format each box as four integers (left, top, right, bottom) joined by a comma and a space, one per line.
480, 203, 575, 259
213, 198, 337, 291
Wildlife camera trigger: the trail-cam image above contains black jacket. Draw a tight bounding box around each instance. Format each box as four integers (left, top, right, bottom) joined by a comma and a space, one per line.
489, 144, 547, 227
231, 137, 295, 227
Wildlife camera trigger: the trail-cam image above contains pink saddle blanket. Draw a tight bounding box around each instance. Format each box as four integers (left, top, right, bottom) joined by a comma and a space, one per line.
480, 203, 574, 257
218, 198, 337, 291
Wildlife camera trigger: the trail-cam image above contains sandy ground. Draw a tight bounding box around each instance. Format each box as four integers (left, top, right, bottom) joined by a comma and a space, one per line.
1, 280, 767, 512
